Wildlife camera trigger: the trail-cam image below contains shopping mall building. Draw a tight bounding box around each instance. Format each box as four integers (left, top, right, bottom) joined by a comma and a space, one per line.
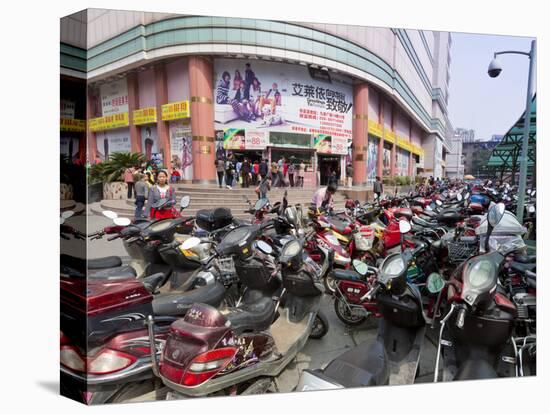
60, 9, 453, 186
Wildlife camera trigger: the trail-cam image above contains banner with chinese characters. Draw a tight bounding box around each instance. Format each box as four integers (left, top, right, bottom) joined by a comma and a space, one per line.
60, 118, 86, 132
100, 79, 129, 116
214, 58, 353, 139
161, 100, 190, 121
368, 119, 383, 138
89, 113, 129, 132
396, 136, 413, 153
133, 107, 157, 125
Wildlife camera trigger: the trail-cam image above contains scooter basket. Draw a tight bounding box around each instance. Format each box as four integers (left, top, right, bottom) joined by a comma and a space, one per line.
447, 238, 478, 263
354, 226, 374, 251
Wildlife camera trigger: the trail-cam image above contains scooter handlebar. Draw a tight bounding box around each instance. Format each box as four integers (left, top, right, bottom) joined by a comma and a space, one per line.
107, 234, 121, 241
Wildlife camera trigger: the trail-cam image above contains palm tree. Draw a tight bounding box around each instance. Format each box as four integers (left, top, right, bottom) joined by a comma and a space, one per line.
89, 152, 145, 183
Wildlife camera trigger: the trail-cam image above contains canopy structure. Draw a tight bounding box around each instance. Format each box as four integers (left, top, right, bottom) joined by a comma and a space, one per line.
486, 95, 536, 183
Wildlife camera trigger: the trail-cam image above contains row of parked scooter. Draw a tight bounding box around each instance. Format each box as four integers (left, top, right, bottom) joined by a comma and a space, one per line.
59, 181, 536, 403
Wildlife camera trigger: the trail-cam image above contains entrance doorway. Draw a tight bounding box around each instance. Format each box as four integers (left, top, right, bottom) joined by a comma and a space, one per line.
318, 154, 341, 185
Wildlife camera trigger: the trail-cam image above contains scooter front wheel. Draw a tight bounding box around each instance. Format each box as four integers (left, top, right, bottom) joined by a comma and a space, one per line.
324, 274, 337, 295
309, 311, 329, 339
334, 298, 367, 326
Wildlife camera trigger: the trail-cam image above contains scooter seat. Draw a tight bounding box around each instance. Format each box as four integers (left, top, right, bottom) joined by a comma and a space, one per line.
510, 261, 536, 274
61, 254, 123, 271
330, 269, 363, 281
411, 216, 439, 228
323, 339, 389, 387
222, 290, 276, 334
514, 254, 536, 264
88, 265, 136, 280
421, 209, 437, 218
327, 218, 351, 234
152, 282, 226, 316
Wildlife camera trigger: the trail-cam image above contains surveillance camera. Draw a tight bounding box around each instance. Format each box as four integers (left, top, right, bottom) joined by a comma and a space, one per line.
488, 58, 502, 78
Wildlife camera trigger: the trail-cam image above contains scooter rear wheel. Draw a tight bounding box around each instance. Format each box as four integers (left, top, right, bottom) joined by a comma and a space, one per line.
334, 298, 367, 326
309, 311, 329, 339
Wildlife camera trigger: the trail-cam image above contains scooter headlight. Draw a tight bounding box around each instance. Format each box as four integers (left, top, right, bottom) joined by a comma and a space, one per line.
465, 260, 493, 289
382, 254, 406, 276
462, 258, 498, 306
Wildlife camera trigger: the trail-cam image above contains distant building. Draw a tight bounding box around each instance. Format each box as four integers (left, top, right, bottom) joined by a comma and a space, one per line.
446, 133, 464, 179
462, 139, 500, 178
490, 134, 504, 142
455, 128, 475, 143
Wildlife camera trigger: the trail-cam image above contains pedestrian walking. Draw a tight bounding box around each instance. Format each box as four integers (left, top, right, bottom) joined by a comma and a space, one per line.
288, 162, 296, 187
346, 163, 353, 187
134, 173, 149, 218
242, 158, 251, 188
252, 160, 260, 185
259, 158, 268, 179
373, 176, 383, 200
124, 166, 135, 199
256, 175, 271, 199
215, 158, 225, 188
225, 157, 235, 189
298, 161, 306, 187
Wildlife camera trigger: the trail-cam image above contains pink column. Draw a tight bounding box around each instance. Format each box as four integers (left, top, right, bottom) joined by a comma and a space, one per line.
390, 105, 396, 178
188, 56, 216, 184
377, 99, 384, 178
408, 120, 414, 177
154, 64, 172, 172
352, 83, 369, 186
127, 73, 142, 153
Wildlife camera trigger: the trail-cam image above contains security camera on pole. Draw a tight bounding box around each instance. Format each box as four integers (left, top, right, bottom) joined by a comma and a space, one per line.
487, 39, 536, 223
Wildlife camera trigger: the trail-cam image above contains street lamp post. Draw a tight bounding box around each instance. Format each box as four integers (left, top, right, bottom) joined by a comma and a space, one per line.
488, 39, 536, 223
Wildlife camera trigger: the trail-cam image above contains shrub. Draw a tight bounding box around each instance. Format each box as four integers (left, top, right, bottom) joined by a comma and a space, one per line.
89, 152, 145, 183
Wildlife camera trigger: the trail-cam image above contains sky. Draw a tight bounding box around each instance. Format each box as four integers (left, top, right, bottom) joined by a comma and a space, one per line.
447, 32, 535, 141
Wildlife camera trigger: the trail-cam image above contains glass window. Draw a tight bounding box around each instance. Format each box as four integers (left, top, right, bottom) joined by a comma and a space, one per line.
269, 132, 312, 148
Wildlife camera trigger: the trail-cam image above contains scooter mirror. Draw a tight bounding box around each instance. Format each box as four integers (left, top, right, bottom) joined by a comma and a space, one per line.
61, 210, 75, 220
436, 200, 443, 206
528, 205, 536, 213
464, 192, 470, 200
427, 272, 445, 294
256, 240, 273, 255
373, 193, 379, 200
531, 190, 536, 197
113, 217, 131, 226
399, 219, 412, 234
180, 195, 190, 209
487, 203, 506, 227
102, 210, 118, 220
60, 217, 66, 225
456, 193, 463, 202
426, 205, 433, 211
352, 259, 369, 276
181, 237, 201, 251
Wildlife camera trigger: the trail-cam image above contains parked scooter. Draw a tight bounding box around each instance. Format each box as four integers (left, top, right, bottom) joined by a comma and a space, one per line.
296, 220, 431, 390
148, 234, 329, 397
431, 203, 520, 382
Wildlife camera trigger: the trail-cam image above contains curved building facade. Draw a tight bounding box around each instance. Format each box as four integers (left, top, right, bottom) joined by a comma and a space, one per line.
61, 9, 453, 185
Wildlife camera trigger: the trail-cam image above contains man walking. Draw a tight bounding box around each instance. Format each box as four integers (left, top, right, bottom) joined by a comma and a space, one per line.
346, 163, 353, 187
124, 166, 136, 199
373, 176, 383, 200
134, 174, 149, 218
259, 158, 268, 179
215, 158, 225, 188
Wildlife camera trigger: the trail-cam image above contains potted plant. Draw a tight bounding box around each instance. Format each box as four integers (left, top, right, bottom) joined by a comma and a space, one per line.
89, 152, 145, 200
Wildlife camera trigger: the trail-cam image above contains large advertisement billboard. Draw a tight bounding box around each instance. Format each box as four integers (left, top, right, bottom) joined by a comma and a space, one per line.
214, 59, 353, 141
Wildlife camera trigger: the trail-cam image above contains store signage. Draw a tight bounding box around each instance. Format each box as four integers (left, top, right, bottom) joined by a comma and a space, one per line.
89, 113, 129, 132
214, 59, 353, 140
411, 144, 424, 157
314, 134, 348, 155
133, 107, 157, 125
396, 136, 413, 153
60, 100, 75, 119
245, 130, 268, 149
161, 100, 190, 121
60, 118, 86, 132
100, 79, 129, 116
368, 119, 383, 138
